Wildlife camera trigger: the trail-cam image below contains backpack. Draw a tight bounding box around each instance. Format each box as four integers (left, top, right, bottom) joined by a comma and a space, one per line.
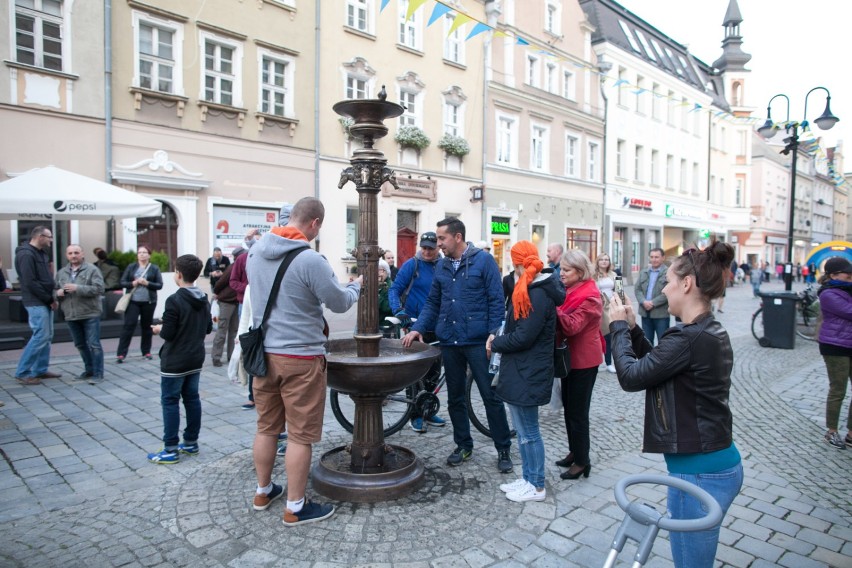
398, 258, 419, 309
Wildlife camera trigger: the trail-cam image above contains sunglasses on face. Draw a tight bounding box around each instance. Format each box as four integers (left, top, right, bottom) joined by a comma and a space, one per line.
420, 234, 437, 242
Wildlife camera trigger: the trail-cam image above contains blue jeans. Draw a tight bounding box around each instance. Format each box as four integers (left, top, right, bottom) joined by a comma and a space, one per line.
442, 344, 511, 451
668, 462, 744, 568
641, 316, 670, 346
508, 404, 545, 489
161, 373, 202, 450
67, 317, 104, 378
16, 305, 54, 378
603, 332, 612, 365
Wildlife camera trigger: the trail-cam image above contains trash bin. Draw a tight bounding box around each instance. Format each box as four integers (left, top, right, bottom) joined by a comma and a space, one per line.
758, 291, 799, 349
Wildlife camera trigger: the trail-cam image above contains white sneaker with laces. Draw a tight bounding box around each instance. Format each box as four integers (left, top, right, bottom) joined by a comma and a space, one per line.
499, 478, 527, 493
606, 364, 616, 373
506, 481, 546, 502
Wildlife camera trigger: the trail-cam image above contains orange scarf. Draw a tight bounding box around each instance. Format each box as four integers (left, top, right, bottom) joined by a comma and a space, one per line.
510, 241, 544, 320
271, 226, 307, 241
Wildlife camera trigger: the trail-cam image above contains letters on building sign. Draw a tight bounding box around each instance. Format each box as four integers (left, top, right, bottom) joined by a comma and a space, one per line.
491, 217, 511, 235
381, 177, 437, 201
623, 197, 652, 210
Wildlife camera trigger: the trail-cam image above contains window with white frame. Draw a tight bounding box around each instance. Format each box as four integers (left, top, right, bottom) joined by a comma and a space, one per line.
665, 154, 674, 188
14, 0, 63, 71
692, 162, 699, 195
398, 0, 421, 50
681, 97, 689, 130
399, 90, 417, 126
259, 51, 294, 117
346, 76, 368, 99
588, 141, 600, 181
346, 0, 371, 33
735, 178, 743, 206
651, 82, 661, 119
635, 145, 644, 182
666, 90, 675, 125
562, 69, 575, 100
497, 115, 517, 166
679, 158, 687, 191
650, 149, 659, 185
443, 14, 464, 64
526, 54, 540, 88
616, 139, 625, 178
635, 75, 644, 113
202, 34, 242, 107
132, 12, 184, 95
444, 102, 461, 136
546, 63, 557, 94
545, 0, 561, 35
617, 67, 627, 106
531, 125, 549, 172
565, 133, 578, 177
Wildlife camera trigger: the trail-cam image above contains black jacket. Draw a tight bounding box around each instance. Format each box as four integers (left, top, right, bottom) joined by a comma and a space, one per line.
120, 262, 163, 305
158, 287, 213, 377
611, 313, 734, 454
492, 273, 565, 407
14, 244, 54, 307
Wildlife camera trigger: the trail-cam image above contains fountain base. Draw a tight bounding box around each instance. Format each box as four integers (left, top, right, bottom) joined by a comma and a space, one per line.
311, 445, 424, 502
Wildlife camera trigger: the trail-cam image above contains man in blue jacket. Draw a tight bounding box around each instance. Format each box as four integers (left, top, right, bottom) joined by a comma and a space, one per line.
389, 231, 446, 433
403, 218, 513, 473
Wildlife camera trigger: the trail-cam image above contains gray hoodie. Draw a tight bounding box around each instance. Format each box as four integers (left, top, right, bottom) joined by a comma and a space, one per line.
246, 231, 360, 356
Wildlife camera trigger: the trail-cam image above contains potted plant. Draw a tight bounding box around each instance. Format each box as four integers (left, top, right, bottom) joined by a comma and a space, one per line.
394, 125, 431, 151
437, 133, 471, 158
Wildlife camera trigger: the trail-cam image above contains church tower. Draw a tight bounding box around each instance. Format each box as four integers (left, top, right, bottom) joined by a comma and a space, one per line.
713, 0, 752, 112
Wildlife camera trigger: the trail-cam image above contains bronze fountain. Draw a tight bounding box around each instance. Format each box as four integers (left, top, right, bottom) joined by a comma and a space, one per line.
311, 87, 441, 502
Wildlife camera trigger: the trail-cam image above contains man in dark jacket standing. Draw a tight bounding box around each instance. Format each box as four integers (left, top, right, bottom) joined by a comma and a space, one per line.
403, 217, 513, 473
211, 250, 241, 367
14, 226, 61, 385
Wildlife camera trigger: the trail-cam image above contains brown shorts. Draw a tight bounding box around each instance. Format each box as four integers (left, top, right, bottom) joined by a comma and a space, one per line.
253, 355, 327, 445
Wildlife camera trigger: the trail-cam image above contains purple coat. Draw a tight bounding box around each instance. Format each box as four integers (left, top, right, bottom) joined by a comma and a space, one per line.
817, 282, 852, 349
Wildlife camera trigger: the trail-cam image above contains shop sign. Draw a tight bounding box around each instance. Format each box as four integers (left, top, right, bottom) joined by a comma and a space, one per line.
766, 236, 788, 245
491, 216, 511, 235
623, 197, 652, 210
664, 204, 702, 220
381, 177, 438, 201
213, 205, 278, 258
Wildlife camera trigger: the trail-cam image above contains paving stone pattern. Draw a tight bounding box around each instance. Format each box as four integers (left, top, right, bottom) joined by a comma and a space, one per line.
1, 280, 850, 567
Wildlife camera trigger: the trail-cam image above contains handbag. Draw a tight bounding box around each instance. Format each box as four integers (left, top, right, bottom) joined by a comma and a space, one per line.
114, 287, 135, 314
554, 340, 570, 379
239, 248, 305, 377
599, 291, 612, 335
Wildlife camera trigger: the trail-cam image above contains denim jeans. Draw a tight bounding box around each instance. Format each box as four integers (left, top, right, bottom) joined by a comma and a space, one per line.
66, 317, 104, 377
442, 344, 511, 451
641, 316, 670, 346
16, 305, 54, 378
117, 301, 156, 357
668, 462, 744, 568
160, 372, 202, 450
508, 404, 545, 489
603, 332, 612, 365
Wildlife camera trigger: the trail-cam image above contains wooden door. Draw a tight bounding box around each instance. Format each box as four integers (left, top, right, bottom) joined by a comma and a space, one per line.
397, 227, 418, 266
137, 201, 178, 271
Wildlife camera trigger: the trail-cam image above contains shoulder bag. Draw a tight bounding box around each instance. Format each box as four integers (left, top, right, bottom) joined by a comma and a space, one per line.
554, 339, 570, 379
115, 264, 151, 314
239, 248, 305, 377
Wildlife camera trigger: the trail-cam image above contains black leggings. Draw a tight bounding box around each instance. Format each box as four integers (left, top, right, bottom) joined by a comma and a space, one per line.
117, 301, 156, 357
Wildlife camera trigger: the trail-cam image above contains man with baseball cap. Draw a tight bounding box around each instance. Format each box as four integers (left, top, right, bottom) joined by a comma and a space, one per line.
389, 231, 445, 432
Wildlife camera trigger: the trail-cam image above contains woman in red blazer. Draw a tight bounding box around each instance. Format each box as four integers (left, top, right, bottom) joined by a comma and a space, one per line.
555, 249, 603, 480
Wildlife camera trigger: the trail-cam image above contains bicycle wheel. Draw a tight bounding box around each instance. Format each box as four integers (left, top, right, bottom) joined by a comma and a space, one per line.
751, 307, 768, 345
465, 371, 493, 438
329, 386, 416, 437
795, 303, 818, 341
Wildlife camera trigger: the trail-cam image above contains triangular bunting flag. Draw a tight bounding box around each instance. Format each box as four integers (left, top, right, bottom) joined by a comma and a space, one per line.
380, 0, 390, 12
448, 13, 472, 35
466, 22, 491, 40
516, 36, 530, 46
428, 3, 453, 26
406, 0, 429, 22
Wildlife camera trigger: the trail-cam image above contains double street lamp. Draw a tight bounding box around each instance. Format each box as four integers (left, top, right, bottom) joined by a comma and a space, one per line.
757, 87, 839, 291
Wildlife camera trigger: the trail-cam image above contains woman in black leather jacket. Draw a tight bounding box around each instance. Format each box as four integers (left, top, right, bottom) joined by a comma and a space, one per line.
608, 241, 742, 568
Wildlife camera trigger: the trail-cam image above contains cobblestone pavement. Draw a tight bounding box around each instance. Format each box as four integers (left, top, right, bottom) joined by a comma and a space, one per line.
1, 280, 851, 567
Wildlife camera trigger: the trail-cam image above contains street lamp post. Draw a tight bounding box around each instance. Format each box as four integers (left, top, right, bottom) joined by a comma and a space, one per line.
757, 87, 839, 291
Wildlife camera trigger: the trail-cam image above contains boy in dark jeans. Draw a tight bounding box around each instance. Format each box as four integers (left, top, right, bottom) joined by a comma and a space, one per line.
147, 255, 213, 464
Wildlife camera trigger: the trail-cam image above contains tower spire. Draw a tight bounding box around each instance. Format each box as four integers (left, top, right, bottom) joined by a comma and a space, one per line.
713, 0, 751, 71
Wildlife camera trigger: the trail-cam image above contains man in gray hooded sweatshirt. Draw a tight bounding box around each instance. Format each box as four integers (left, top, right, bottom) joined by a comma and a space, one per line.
246, 197, 361, 526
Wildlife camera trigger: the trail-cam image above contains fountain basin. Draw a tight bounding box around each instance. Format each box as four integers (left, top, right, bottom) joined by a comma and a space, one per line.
327, 338, 439, 395
312, 445, 424, 503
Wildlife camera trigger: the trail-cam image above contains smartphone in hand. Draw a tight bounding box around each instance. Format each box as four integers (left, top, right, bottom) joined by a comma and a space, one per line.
614, 276, 625, 303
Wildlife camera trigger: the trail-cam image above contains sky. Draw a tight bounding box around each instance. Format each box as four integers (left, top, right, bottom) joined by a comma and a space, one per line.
616, 0, 849, 157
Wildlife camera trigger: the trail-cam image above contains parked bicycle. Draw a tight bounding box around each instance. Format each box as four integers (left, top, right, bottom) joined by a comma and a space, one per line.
751, 284, 819, 344
329, 318, 501, 438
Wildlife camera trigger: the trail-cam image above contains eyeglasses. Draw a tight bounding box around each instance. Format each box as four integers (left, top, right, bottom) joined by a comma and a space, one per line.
420, 234, 437, 242
683, 248, 701, 288
41, 234, 53, 239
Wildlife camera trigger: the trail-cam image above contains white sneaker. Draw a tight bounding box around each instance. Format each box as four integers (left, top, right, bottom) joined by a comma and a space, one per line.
499, 478, 527, 493
606, 365, 616, 373
506, 481, 546, 502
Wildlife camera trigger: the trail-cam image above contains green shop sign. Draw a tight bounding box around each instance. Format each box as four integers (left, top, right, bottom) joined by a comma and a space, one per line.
491, 217, 511, 235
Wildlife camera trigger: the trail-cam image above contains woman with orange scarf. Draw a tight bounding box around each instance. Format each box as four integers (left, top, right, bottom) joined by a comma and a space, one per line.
489, 241, 565, 502
555, 249, 603, 480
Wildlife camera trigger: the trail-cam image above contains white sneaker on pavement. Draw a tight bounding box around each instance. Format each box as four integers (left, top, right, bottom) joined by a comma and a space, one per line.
499, 478, 527, 493
506, 481, 546, 502
606, 365, 616, 373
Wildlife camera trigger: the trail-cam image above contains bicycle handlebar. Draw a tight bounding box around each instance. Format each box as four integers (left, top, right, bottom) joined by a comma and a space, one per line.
614, 474, 723, 532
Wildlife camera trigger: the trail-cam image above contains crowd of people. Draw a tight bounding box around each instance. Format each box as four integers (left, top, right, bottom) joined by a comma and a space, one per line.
6, 211, 851, 564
